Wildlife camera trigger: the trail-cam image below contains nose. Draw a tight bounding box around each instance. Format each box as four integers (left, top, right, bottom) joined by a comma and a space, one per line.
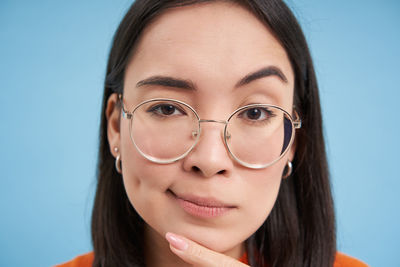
182, 120, 234, 178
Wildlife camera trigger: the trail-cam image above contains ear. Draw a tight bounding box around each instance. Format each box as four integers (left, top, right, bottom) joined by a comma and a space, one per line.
106, 93, 121, 158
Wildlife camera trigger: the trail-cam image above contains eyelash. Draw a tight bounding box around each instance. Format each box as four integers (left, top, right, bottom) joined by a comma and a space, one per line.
147, 103, 187, 117
237, 107, 275, 125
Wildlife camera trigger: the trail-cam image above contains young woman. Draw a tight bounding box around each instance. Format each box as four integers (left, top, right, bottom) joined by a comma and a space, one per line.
57, 0, 368, 266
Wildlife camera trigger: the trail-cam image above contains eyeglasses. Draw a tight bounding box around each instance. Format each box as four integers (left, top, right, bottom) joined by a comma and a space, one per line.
119, 95, 301, 169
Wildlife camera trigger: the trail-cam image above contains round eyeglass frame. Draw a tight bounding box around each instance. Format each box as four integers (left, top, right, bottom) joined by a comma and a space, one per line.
119, 94, 302, 169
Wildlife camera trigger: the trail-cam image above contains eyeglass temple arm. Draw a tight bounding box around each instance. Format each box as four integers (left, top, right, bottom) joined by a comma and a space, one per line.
118, 94, 132, 119
292, 109, 302, 129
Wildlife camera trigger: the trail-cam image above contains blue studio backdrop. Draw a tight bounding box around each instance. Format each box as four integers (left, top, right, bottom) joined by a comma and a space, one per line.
0, 1, 399, 266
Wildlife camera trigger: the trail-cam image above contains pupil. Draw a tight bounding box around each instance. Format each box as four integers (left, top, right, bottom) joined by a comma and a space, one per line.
161, 105, 175, 115
247, 108, 261, 120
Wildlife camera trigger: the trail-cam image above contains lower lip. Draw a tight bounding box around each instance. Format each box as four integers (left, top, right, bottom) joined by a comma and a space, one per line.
172, 195, 234, 218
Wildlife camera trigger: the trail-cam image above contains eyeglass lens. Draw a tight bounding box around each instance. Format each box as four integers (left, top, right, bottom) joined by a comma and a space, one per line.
129, 99, 293, 168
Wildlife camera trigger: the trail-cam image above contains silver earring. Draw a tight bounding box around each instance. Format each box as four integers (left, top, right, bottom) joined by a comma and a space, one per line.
114, 147, 122, 173
283, 160, 292, 179
115, 154, 122, 174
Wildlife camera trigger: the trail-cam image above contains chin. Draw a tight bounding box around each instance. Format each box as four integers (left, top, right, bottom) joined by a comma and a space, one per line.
176, 224, 249, 254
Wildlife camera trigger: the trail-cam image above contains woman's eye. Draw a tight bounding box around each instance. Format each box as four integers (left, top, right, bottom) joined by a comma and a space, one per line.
240, 107, 274, 121
148, 104, 185, 116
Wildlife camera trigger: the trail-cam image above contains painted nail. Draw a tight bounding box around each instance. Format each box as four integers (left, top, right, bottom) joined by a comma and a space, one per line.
166, 232, 189, 251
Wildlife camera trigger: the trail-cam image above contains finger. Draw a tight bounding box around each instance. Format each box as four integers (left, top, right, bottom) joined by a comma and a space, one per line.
165, 232, 249, 267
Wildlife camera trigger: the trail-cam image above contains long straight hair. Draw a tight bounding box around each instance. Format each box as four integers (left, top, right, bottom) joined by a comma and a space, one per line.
91, 1, 336, 266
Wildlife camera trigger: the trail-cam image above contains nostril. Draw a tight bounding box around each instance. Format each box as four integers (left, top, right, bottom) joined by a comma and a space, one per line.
191, 166, 225, 175
192, 166, 201, 172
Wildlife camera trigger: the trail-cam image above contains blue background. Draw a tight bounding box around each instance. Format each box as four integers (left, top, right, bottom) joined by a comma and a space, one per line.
1, 1, 399, 266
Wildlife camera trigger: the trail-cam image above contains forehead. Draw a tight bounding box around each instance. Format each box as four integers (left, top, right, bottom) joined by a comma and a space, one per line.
125, 1, 294, 100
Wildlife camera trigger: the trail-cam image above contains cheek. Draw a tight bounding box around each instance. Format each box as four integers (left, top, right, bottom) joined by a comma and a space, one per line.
119, 122, 176, 212
240, 159, 286, 225
120, 121, 169, 186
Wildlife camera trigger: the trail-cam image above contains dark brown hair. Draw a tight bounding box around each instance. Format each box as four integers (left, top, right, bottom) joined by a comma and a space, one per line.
91, 0, 336, 266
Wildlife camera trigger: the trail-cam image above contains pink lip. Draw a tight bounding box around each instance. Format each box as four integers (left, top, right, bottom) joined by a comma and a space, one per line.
168, 190, 236, 218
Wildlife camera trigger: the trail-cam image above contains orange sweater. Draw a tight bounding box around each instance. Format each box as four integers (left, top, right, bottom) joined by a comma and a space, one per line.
55, 251, 368, 267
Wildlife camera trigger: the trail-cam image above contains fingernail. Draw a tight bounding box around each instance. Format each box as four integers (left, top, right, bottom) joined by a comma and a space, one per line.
166, 232, 188, 251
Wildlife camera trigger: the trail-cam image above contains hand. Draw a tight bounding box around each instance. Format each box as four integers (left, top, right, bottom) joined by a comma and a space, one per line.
165, 232, 249, 267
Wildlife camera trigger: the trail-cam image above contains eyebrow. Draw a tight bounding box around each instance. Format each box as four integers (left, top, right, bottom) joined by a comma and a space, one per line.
235, 66, 288, 87
135, 66, 288, 90
136, 76, 196, 90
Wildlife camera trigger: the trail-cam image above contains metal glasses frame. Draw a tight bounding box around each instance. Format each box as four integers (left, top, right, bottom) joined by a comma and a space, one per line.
119, 94, 301, 169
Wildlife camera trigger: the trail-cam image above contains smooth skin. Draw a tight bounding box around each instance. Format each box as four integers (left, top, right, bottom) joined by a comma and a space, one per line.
106, 2, 296, 266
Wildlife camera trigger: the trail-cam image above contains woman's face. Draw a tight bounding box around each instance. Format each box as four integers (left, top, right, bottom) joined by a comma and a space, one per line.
107, 1, 295, 257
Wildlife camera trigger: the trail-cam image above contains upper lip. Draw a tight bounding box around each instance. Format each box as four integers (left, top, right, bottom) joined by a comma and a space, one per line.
169, 190, 236, 208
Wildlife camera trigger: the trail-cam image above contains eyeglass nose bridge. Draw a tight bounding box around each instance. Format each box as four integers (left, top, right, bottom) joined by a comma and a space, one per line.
192, 119, 231, 140
199, 119, 227, 124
